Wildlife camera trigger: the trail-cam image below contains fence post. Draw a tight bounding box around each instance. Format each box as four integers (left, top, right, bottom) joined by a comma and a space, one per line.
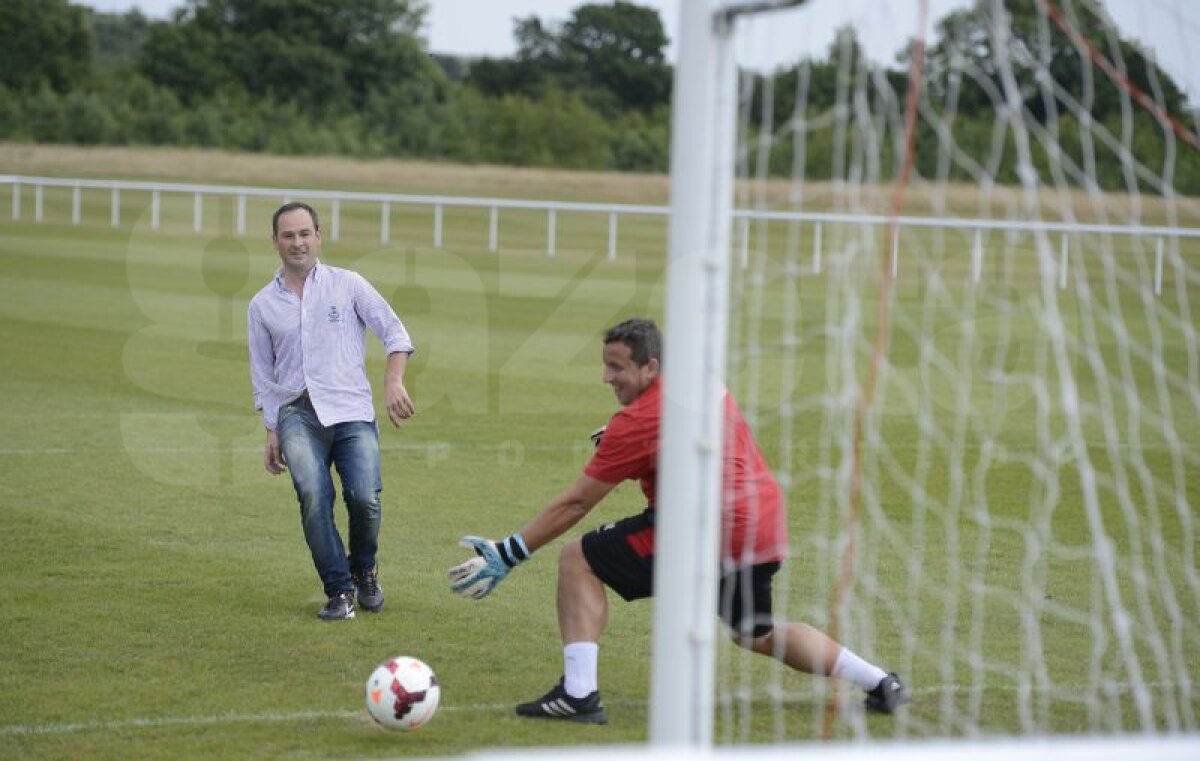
1154, 237, 1164, 296
738, 216, 749, 269
812, 221, 822, 274
35, 184, 43, 222
111, 188, 120, 228
608, 212, 618, 262
434, 203, 443, 248
236, 193, 246, 236
151, 190, 160, 229
891, 226, 900, 278
330, 198, 340, 242
194, 192, 203, 233
72, 186, 81, 225
489, 206, 498, 253
972, 229, 983, 284
381, 201, 390, 244
547, 209, 556, 257
10, 181, 18, 220
1059, 234, 1069, 289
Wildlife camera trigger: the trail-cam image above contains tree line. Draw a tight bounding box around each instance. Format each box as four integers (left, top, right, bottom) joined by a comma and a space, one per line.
1, 0, 1196, 193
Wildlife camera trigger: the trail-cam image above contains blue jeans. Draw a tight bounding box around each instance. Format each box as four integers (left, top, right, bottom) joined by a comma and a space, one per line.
276, 395, 382, 597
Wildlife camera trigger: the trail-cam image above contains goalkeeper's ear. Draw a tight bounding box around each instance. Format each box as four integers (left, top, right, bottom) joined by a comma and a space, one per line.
589, 425, 606, 448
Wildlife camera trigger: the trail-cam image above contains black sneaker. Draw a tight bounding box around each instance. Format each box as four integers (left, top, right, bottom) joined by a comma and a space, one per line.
353, 569, 384, 613
317, 591, 356, 621
864, 673, 911, 714
515, 678, 607, 724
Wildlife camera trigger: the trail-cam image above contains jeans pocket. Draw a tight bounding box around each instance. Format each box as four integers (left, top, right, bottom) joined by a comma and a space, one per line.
277, 402, 296, 425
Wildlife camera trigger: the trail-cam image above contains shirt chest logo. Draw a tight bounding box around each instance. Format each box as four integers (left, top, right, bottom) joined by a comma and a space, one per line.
326, 305, 342, 323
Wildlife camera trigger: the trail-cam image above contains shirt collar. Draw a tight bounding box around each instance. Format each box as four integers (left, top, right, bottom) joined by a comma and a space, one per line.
273, 259, 323, 291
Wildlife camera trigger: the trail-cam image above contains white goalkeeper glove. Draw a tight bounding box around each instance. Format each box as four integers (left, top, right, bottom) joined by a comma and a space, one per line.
447, 533, 531, 599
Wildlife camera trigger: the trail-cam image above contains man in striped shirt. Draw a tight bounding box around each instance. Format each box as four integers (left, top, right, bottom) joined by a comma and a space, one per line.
248, 202, 415, 621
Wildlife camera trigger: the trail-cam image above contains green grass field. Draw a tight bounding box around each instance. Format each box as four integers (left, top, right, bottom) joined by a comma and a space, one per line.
1, 162, 1197, 759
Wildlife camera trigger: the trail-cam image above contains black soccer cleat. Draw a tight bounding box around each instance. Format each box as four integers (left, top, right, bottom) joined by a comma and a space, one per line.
864, 672, 911, 714
317, 591, 356, 621
353, 568, 384, 613
516, 678, 608, 724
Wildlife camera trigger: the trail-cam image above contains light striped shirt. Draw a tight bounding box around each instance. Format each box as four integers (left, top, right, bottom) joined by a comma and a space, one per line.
247, 261, 414, 431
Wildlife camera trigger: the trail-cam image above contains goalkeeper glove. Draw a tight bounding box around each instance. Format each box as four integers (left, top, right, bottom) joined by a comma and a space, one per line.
447, 533, 531, 599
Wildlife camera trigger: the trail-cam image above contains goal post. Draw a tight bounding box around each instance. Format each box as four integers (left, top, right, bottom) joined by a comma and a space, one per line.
653, 0, 1200, 753
651, 0, 740, 745
654, 0, 819, 746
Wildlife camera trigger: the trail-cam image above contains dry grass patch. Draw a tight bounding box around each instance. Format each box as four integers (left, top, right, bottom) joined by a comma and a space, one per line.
0, 143, 671, 205
2, 142, 1197, 225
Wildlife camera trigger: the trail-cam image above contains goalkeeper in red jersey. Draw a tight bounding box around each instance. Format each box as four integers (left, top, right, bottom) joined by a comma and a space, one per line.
448, 317, 909, 724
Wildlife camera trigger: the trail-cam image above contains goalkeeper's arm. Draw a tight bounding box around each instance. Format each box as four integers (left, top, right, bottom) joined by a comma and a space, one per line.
449, 475, 616, 598
517, 474, 616, 554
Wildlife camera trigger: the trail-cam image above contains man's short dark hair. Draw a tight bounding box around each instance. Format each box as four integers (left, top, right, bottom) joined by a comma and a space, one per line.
604, 318, 661, 367
272, 202, 320, 237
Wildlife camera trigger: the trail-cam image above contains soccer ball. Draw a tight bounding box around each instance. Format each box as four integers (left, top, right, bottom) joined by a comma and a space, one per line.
365, 656, 440, 730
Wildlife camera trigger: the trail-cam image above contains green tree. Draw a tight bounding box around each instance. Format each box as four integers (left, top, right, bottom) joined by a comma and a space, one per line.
136, 0, 438, 116
0, 85, 23, 138
747, 26, 872, 135
87, 8, 157, 75
560, 1, 670, 114
363, 75, 467, 158
610, 108, 668, 171
457, 87, 611, 168
0, 0, 92, 93
467, 1, 670, 118
921, 0, 1197, 191
466, 54, 544, 101
925, 0, 1189, 125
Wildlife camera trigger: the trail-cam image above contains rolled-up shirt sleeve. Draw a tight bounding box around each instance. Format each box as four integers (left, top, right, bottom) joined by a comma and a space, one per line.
352, 272, 414, 356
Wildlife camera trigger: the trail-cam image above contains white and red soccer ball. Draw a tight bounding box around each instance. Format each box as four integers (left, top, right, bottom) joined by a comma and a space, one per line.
365, 656, 440, 730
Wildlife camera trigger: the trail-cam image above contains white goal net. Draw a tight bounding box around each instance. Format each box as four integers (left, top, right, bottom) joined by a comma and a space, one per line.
656, 0, 1200, 750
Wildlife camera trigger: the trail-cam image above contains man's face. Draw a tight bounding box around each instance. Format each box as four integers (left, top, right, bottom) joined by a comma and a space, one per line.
602, 341, 658, 406
272, 208, 321, 272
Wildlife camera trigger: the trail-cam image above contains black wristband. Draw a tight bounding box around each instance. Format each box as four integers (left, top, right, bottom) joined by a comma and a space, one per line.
495, 533, 530, 568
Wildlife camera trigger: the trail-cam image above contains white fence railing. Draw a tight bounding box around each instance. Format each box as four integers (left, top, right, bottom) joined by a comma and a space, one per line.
0, 174, 667, 260
2, 174, 1197, 292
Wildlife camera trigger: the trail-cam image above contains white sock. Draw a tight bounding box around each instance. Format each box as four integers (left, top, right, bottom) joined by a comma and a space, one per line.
831, 647, 888, 691
563, 642, 599, 698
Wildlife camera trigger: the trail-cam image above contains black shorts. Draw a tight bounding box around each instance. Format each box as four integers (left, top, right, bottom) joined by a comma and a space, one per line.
580, 508, 780, 637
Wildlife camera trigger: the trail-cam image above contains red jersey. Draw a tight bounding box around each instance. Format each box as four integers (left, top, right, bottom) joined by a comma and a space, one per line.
583, 377, 787, 564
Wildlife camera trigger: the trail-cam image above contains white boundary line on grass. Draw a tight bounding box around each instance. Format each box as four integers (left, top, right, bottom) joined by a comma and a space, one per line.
0, 446, 438, 455
0, 443, 581, 456
3, 682, 1184, 738
0, 701, 519, 737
